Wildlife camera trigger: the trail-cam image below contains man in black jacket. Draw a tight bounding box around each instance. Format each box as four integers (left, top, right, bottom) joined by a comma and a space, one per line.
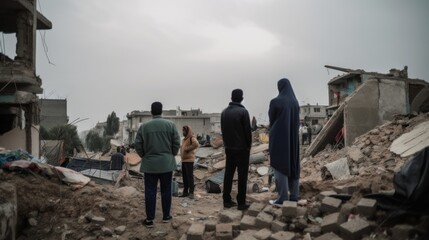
221, 89, 252, 210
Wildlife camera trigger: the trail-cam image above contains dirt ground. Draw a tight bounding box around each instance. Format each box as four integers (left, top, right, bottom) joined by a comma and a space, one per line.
1, 165, 395, 240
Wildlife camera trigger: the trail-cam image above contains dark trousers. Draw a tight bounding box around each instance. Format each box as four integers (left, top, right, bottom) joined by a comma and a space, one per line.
223, 149, 250, 205
144, 172, 172, 220
181, 162, 194, 194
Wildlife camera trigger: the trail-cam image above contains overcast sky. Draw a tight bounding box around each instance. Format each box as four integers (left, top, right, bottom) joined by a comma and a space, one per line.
3, 0, 429, 132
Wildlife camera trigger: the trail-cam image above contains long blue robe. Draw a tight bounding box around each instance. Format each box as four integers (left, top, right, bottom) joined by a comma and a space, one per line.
268, 78, 300, 179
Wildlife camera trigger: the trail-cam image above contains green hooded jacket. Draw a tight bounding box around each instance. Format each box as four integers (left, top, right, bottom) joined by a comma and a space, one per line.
134, 116, 180, 173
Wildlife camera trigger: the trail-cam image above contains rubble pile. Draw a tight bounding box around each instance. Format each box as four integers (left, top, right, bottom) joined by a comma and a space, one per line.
1, 113, 428, 239
301, 113, 429, 185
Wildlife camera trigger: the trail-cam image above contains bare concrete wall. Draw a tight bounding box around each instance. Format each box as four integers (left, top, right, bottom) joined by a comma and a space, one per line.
344, 79, 380, 146
378, 79, 407, 120
0, 125, 39, 157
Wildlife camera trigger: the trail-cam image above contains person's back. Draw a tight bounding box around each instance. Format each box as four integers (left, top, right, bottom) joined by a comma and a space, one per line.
137, 117, 179, 173
221, 103, 252, 151
134, 101, 180, 228
110, 147, 124, 170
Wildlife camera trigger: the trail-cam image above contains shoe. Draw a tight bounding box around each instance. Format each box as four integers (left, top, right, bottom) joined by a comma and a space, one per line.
237, 204, 250, 210
188, 193, 194, 199
269, 200, 283, 208
178, 193, 189, 197
162, 216, 172, 223
142, 219, 154, 228
223, 201, 238, 208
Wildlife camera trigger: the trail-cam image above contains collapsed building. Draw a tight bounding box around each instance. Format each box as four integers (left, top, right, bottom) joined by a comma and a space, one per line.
306, 65, 429, 157
0, 0, 52, 157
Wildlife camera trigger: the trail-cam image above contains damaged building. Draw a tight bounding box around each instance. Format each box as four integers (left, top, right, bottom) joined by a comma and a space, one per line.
306, 65, 429, 156
127, 107, 221, 144
0, 0, 52, 157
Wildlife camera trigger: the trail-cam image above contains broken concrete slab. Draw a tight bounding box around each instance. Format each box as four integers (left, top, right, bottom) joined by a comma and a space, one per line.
323, 157, 351, 180
390, 120, 429, 157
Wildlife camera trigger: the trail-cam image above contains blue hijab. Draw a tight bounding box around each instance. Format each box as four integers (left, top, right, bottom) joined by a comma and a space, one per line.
268, 78, 300, 178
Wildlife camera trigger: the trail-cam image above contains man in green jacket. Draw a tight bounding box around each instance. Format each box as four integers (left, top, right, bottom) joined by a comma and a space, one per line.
134, 101, 181, 228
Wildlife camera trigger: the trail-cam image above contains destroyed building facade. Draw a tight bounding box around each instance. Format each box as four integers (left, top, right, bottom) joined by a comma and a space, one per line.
307, 65, 429, 156
0, 0, 52, 156
300, 103, 328, 126
126, 107, 221, 143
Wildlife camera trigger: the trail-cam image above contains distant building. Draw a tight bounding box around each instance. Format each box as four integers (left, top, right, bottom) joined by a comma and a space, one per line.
126, 107, 221, 144
300, 104, 328, 126
39, 99, 69, 130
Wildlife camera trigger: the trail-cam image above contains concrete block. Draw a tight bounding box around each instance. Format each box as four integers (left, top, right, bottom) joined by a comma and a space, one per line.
187, 223, 205, 240
303, 225, 322, 238
339, 203, 355, 222
269, 231, 295, 240
282, 201, 297, 218
270, 220, 287, 233
321, 197, 342, 214
314, 232, 343, 240
297, 206, 308, 217
339, 218, 371, 240
295, 217, 308, 231
263, 204, 275, 215
356, 198, 377, 218
216, 223, 233, 240
255, 212, 274, 229
248, 202, 266, 217
205, 220, 217, 232
253, 228, 272, 240
240, 215, 257, 230
234, 230, 258, 240
219, 209, 243, 223
391, 224, 414, 240
334, 184, 358, 194
321, 212, 341, 233
318, 191, 337, 201
273, 208, 282, 219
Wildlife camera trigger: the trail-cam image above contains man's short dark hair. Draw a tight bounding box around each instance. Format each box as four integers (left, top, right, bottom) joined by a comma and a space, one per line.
231, 89, 243, 103
151, 101, 163, 115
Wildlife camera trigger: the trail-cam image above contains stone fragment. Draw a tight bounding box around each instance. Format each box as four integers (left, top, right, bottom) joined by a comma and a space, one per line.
248, 203, 266, 217
255, 212, 274, 229
269, 231, 295, 240
334, 184, 358, 194
114, 225, 126, 235
321, 212, 341, 233
295, 217, 308, 231
253, 228, 272, 240
216, 223, 233, 240
282, 201, 297, 218
339, 203, 355, 222
270, 220, 287, 233
28, 218, 38, 227
205, 220, 217, 232
339, 218, 371, 240
219, 210, 243, 223
101, 227, 113, 236
321, 197, 342, 213
303, 225, 322, 237
187, 223, 205, 240
240, 215, 257, 230
234, 230, 257, 240
297, 206, 308, 217
91, 216, 106, 225
356, 198, 377, 218
317, 191, 337, 201
314, 232, 343, 240
348, 146, 364, 163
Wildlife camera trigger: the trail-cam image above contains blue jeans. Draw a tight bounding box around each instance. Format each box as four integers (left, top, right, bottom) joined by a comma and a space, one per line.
273, 168, 300, 204
144, 172, 172, 220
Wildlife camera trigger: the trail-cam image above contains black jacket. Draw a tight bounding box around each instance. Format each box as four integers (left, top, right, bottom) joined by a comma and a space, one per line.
221, 102, 252, 151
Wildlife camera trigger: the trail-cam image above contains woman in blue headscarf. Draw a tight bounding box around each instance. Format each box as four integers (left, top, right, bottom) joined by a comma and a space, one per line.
268, 78, 300, 206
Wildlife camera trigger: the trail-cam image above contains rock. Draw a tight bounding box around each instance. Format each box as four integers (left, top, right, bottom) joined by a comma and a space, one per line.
114, 225, 126, 235
347, 146, 364, 163
28, 218, 38, 227
101, 227, 113, 236
115, 186, 138, 197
